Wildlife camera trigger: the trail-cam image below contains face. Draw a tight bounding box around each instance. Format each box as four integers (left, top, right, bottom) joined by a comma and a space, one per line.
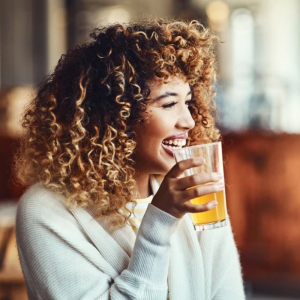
133, 76, 195, 177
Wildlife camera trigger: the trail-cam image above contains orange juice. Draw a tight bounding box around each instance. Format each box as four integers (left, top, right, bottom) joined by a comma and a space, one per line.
190, 190, 226, 225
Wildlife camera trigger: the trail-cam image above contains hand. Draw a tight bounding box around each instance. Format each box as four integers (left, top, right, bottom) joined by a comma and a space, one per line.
151, 158, 224, 218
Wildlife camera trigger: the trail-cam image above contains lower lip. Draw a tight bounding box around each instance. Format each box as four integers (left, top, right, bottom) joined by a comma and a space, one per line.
161, 143, 175, 157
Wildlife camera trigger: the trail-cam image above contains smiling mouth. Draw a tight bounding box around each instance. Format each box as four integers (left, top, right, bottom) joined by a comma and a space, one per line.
162, 139, 187, 157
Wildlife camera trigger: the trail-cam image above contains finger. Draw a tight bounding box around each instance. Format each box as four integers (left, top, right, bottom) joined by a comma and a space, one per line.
167, 157, 205, 178
181, 182, 224, 200
176, 172, 223, 190
184, 200, 218, 213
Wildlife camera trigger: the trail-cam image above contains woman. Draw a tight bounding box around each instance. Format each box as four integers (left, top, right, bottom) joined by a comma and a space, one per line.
15, 18, 245, 299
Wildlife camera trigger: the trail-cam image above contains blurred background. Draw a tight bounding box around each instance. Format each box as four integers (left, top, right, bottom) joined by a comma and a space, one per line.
0, 0, 300, 299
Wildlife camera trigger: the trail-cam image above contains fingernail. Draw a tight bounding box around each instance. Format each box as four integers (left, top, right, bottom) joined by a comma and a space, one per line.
207, 200, 218, 209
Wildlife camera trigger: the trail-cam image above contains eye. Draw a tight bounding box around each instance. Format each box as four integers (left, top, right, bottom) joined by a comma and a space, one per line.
162, 101, 177, 109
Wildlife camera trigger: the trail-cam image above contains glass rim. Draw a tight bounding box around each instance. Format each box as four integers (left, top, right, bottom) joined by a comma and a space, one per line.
172, 141, 221, 154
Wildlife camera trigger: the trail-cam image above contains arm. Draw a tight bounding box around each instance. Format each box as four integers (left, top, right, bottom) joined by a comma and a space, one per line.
16, 186, 179, 300
150, 159, 245, 299
111, 204, 180, 299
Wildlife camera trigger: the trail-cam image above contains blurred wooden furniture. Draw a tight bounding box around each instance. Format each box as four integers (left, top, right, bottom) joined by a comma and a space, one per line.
0, 136, 25, 201
223, 132, 300, 296
0, 227, 27, 300
0, 135, 27, 299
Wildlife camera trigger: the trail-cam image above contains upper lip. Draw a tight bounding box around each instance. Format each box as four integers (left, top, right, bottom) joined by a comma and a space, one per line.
163, 132, 188, 140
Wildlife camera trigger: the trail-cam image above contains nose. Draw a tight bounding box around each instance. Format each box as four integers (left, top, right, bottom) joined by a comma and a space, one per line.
176, 105, 195, 131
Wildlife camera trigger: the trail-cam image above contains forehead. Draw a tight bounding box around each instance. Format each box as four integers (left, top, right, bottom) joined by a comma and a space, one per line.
148, 76, 191, 98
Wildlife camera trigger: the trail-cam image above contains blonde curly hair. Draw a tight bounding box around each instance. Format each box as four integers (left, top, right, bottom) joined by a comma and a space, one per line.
15, 18, 220, 228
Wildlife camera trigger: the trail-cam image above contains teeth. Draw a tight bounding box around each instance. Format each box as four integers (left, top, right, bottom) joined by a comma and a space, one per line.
162, 139, 187, 148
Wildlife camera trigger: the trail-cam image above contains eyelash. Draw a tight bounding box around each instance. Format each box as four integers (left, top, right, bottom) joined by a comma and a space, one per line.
162, 99, 196, 109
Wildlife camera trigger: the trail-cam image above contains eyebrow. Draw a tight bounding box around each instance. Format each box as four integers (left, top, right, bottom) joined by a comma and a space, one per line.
154, 90, 192, 101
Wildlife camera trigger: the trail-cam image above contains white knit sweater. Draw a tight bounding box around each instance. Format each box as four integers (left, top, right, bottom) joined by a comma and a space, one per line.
16, 177, 245, 300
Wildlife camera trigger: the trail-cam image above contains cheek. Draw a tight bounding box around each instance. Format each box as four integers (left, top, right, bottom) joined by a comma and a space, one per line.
148, 116, 172, 137
134, 110, 174, 146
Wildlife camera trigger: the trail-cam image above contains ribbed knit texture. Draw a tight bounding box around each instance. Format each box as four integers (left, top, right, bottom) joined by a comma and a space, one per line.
126, 195, 170, 300
16, 178, 245, 300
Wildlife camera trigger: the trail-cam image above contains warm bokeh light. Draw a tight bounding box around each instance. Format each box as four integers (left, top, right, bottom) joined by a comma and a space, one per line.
0, 87, 33, 137
96, 5, 131, 24
206, 0, 230, 31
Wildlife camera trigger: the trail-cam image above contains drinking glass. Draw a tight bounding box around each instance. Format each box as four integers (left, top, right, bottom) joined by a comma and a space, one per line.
173, 142, 227, 231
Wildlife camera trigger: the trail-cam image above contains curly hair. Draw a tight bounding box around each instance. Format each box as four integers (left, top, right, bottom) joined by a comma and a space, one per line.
15, 18, 220, 229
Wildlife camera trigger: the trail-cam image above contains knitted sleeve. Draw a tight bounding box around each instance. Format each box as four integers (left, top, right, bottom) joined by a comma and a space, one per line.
197, 218, 246, 300
16, 184, 180, 300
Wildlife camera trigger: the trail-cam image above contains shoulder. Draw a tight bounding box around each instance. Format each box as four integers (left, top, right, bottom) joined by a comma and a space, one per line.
18, 183, 67, 215
16, 183, 75, 231
16, 183, 94, 257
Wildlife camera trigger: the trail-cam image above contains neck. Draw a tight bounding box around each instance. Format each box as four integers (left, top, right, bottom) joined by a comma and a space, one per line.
136, 172, 151, 198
